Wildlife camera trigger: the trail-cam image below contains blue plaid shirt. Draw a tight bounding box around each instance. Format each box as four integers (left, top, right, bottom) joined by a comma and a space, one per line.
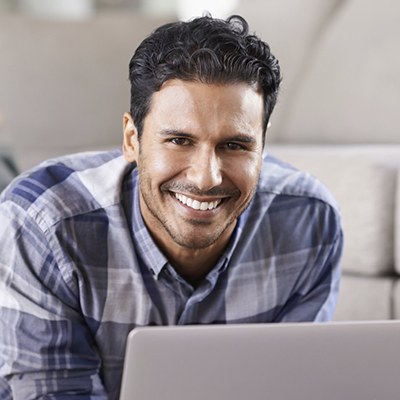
0, 149, 342, 399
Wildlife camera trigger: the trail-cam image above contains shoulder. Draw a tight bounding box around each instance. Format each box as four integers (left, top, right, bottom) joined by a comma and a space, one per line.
0, 149, 134, 230
247, 154, 342, 243
258, 153, 339, 211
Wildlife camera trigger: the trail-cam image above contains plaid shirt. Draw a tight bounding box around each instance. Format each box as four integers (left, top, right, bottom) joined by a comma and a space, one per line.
0, 149, 342, 399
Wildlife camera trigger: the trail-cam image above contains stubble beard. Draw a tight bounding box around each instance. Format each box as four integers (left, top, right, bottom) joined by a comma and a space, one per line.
137, 155, 260, 250
138, 175, 249, 250
140, 182, 235, 250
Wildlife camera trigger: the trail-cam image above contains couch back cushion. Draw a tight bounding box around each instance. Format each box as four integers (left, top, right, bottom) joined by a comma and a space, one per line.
0, 13, 167, 170
396, 175, 400, 275
278, 0, 400, 143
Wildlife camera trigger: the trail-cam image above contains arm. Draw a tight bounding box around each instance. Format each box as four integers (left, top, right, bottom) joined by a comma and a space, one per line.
0, 201, 107, 399
274, 203, 343, 323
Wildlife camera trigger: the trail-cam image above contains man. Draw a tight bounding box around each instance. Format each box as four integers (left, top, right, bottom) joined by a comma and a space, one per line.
0, 15, 342, 400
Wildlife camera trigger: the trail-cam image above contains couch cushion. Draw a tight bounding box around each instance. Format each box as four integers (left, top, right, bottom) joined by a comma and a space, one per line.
390, 279, 400, 319
269, 145, 400, 277
0, 12, 167, 153
279, 0, 400, 143
395, 174, 400, 275
334, 274, 394, 321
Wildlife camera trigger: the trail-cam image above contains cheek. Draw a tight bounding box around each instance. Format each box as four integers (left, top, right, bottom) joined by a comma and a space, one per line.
141, 148, 183, 182
228, 156, 262, 192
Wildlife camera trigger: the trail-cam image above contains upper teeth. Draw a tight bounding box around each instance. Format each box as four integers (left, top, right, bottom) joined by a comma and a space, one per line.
175, 193, 221, 210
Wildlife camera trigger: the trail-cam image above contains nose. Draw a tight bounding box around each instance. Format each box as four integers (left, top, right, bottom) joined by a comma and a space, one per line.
186, 147, 223, 191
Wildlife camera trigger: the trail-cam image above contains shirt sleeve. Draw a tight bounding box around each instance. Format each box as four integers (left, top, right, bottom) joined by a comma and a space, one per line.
274, 202, 344, 323
0, 200, 108, 399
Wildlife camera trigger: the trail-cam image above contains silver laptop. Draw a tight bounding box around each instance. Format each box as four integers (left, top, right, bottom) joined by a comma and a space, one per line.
119, 321, 400, 400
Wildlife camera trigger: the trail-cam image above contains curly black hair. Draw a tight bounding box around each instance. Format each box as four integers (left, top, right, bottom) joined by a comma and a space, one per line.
129, 15, 281, 138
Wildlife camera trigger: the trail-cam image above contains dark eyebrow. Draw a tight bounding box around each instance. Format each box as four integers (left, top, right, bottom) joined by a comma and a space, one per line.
226, 134, 257, 144
157, 129, 194, 138
157, 129, 257, 144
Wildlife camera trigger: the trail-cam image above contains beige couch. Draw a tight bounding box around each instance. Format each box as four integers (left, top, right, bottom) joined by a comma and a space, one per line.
1, 0, 399, 320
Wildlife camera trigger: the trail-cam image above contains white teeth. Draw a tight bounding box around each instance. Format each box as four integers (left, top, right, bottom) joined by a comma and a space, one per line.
200, 202, 208, 211
192, 200, 200, 210
175, 193, 221, 211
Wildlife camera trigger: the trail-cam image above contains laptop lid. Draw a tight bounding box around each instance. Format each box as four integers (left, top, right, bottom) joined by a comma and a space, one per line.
119, 321, 400, 400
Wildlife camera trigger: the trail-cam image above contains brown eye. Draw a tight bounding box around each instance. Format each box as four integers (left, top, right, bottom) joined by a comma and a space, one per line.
224, 142, 245, 151
171, 138, 190, 145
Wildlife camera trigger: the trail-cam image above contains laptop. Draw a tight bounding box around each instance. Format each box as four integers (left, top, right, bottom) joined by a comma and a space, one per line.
119, 321, 400, 400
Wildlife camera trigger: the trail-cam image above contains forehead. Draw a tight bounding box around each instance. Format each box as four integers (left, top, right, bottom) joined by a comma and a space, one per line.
144, 79, 264, 135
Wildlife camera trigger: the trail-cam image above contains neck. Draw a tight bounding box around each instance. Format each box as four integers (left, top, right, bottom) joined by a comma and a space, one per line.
168, 247, 224, 287
156, 229, 234, 287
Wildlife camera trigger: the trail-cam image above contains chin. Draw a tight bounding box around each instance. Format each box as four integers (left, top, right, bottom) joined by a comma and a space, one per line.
170, 234, 217, 250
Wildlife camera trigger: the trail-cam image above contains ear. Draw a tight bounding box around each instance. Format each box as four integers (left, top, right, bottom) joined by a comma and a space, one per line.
122, 112, 139, 163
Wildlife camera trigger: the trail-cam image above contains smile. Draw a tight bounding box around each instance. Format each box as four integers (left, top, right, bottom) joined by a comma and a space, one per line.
174, 193, 222, 211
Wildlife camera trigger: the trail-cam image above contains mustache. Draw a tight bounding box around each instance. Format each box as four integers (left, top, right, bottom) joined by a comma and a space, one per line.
161, 181, 240, 197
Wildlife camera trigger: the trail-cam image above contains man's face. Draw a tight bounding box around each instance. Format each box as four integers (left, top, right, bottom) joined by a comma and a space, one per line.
123, 79, 264, 252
